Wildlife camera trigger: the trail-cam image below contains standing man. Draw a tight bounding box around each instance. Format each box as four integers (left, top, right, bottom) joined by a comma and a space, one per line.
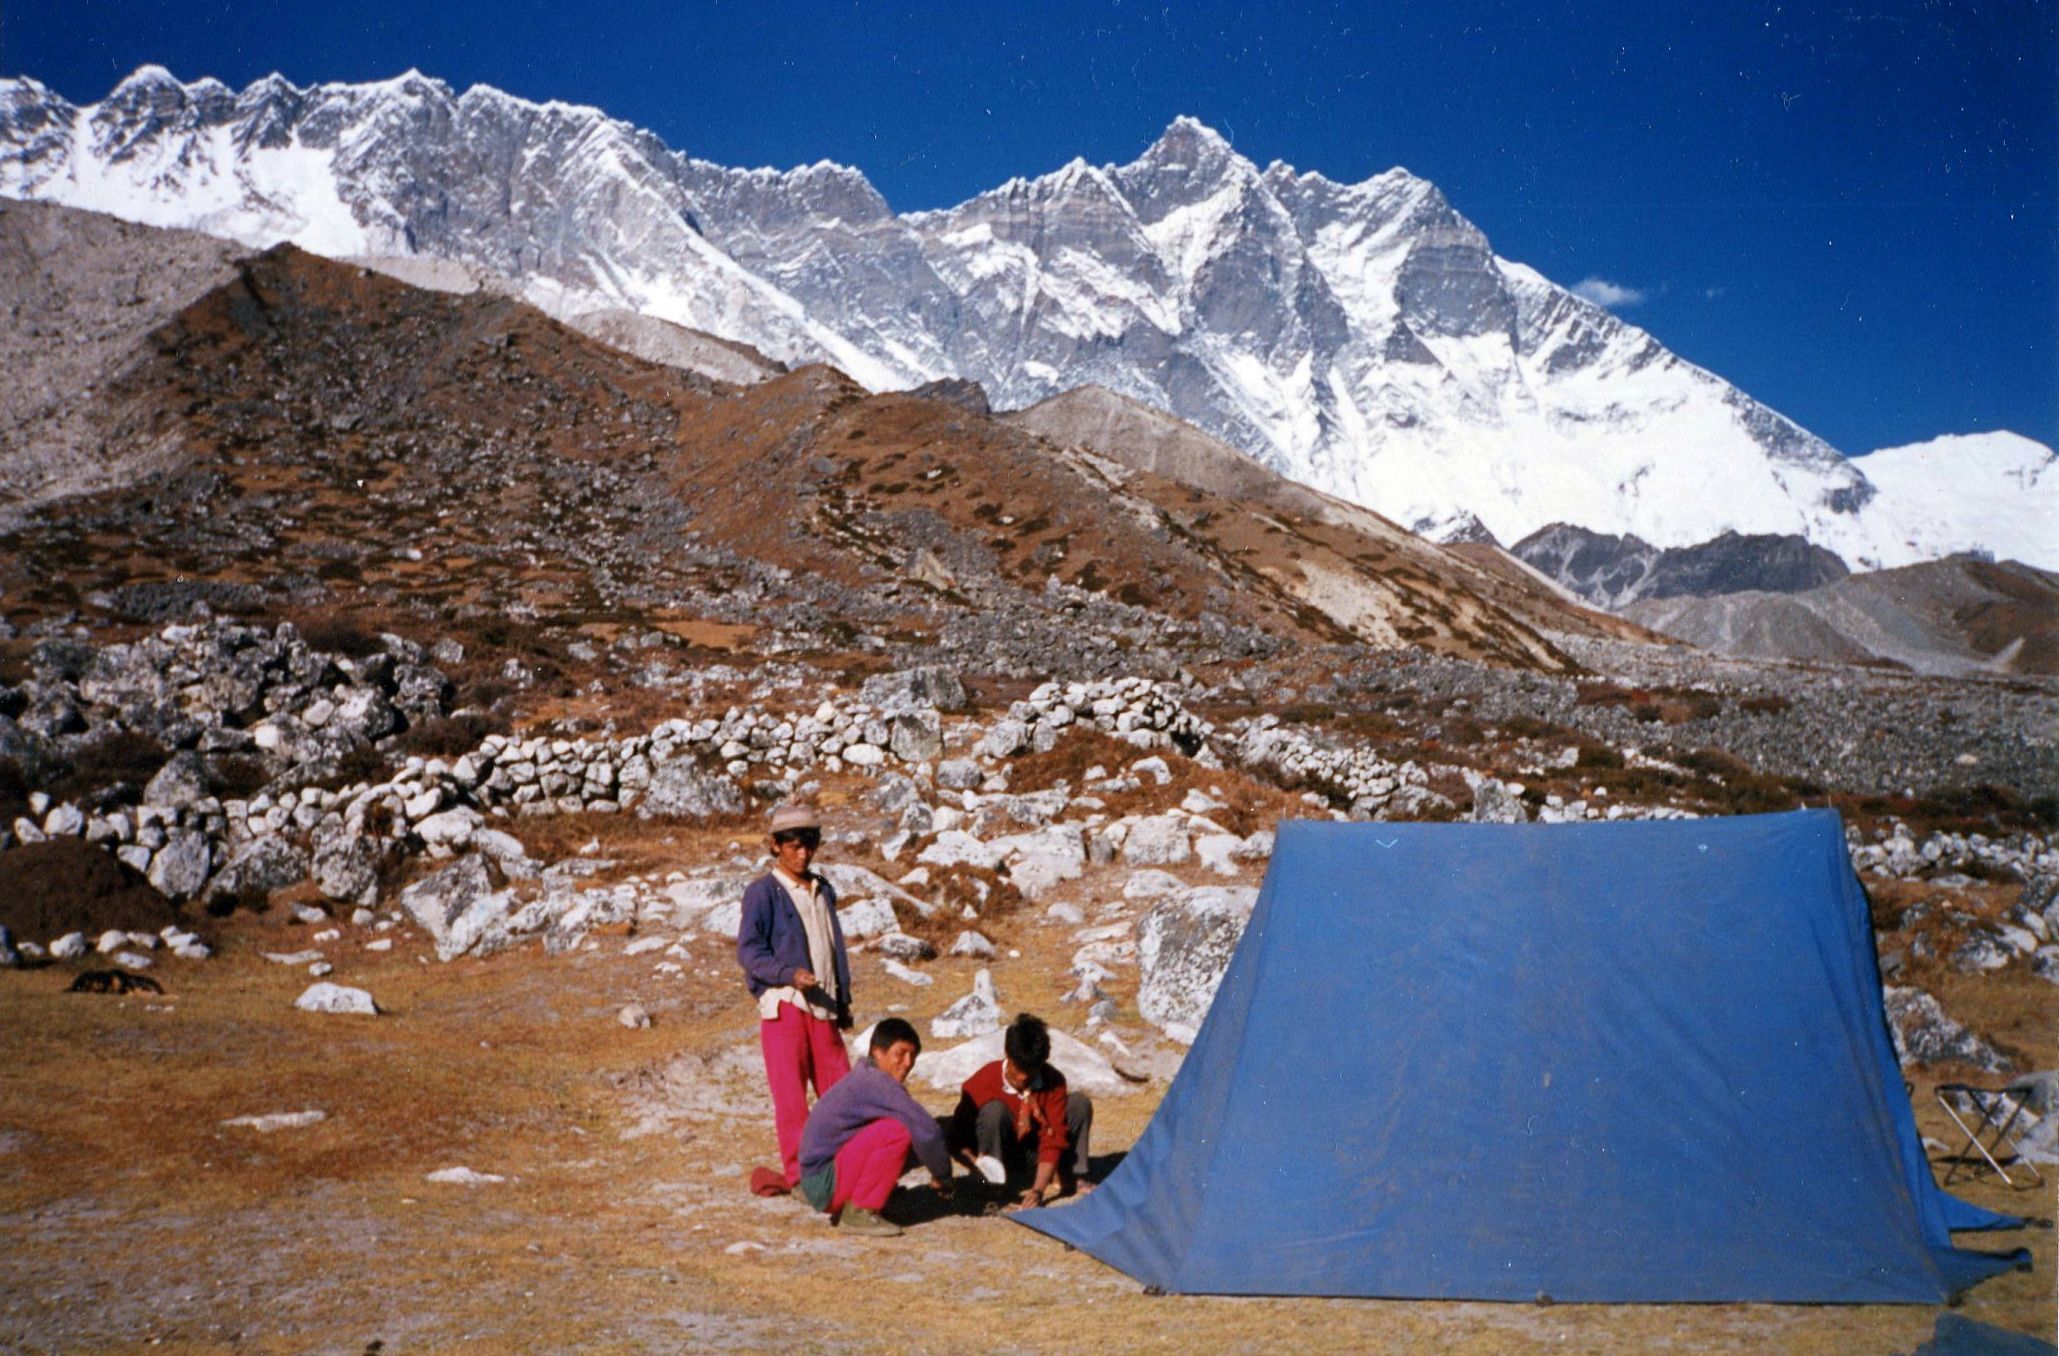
737, 803, 853, 1197
946, 1012, 1095, 1211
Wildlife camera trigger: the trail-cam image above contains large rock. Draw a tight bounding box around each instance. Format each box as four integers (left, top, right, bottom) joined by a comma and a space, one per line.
414, 807, 483, 849
836, 897, 899, 939
204, 833, 308, 906
976, 720, 1029, 759
143, 752, 210, 810
931, 968, 1004, 1039
1882, 986, 2013, 1073
1121, 814, 1192, 867
918, 831, 1005, 872
1137, 886, 1259, 1041
311, 822, 381, 904
400, 855, 515, 962
1468, 776, 1528, 824
146, 829, 215, 901
990, 823, 1086, 900
635, 759, 744, 819
888, 709, 943, 763
901, 1026, 1135, 1096
860, 667, 966, 713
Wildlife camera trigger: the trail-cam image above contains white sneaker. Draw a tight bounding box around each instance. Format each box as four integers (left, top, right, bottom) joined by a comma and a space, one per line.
973, 1154, 1007, 1185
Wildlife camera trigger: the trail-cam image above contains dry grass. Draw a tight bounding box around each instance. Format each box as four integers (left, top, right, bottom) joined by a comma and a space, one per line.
3, 825, 2051, 1352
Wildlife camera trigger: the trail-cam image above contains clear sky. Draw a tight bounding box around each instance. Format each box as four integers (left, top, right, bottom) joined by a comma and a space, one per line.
7, 0, 2054, 455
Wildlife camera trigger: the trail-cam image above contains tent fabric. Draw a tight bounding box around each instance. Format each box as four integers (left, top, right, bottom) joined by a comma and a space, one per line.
1020, 809, 2027, 1302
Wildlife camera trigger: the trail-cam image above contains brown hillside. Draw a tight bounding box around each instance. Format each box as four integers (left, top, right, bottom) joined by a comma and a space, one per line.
1, 242, 1604, 679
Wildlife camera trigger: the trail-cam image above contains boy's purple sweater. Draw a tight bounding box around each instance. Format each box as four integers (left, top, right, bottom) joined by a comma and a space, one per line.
798, 1056, 952, 1180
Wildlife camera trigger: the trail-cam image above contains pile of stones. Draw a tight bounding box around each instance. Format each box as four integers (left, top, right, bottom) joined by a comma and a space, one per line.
2, 618, 452, 784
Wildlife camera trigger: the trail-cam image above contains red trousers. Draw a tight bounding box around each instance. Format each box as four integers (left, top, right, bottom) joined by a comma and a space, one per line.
759, 1002, 851, 1185
831, 1118, 913, 1213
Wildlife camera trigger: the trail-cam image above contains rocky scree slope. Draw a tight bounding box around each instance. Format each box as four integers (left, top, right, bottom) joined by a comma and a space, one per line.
1622, 558, 2059, 678
6, 69, 2050, 570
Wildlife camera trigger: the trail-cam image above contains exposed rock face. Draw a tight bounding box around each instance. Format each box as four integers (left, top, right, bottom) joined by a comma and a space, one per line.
1136, 886, 1258, 1041
1513, 525, 1850, 610
144, 829, 214, 901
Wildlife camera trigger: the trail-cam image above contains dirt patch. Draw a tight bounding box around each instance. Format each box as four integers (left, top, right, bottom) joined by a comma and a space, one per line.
0, 896, 2047, 1353
0, 838, 189, 944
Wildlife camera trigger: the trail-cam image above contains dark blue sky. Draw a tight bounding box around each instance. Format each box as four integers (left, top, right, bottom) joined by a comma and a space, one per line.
8, 0, 2054, 454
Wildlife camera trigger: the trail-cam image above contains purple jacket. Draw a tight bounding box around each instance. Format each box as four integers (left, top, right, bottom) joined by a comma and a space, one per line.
735, 872, 852, 1026
799, 1056, 952, 1180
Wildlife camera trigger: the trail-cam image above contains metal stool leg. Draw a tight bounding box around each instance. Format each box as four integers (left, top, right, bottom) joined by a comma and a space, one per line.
1936, 1084, 2047, 1190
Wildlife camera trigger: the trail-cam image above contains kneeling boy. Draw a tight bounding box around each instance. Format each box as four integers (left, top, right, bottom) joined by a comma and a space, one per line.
796, 1017, 953, 1236
947, 1012, 1094, 1211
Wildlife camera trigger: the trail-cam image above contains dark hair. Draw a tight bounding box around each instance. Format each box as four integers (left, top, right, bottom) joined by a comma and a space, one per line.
871, 1016, 921, 1056
1004, 1012, 1050, 1075
772, 827, 821, 847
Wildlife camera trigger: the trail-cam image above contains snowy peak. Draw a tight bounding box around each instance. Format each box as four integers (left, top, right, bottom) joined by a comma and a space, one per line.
0, 67, 2041, 572
1111, 116, 1263, 229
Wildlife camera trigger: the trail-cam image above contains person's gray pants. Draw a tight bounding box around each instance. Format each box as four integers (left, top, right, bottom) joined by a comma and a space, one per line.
973, 1093, 1093, 1180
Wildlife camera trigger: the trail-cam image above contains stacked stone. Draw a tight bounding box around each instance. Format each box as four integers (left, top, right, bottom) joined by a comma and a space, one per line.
1848, 823, 2059, 884
1223, 714, 1429, 817
976, 677, 1213, 760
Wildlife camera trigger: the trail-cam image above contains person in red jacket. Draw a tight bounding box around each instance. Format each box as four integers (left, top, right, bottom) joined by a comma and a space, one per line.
946, 1012, 1095, 1211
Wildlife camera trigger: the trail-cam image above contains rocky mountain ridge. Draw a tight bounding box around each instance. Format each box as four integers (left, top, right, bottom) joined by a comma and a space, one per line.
5, 67, 2051, 572
1513, 524, 1853, 610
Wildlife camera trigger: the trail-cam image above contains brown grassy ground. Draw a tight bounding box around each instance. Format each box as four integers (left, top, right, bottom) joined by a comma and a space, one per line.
1, 829, 2051, 1353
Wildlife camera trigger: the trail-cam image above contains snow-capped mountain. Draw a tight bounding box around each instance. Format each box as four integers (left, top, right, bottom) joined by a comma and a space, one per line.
3, 66, 2049, 570
1845, 433, 2057, 568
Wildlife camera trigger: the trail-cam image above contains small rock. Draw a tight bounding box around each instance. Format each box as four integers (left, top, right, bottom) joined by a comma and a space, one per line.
295, 982, 378, 1016
882, 959, 933, 987
220, 1110, 327, 1133
50, 932, 88, 961
113, 951, 154, 971
931, 968, 1004, 1039
618, 1003, 652, 1029
875, 932, 938, 962
425, 1166, 504, 1184
946, 930, 995, 959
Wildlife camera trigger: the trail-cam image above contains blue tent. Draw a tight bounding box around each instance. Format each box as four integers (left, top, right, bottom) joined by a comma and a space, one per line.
1021, 810, 2027, 1301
